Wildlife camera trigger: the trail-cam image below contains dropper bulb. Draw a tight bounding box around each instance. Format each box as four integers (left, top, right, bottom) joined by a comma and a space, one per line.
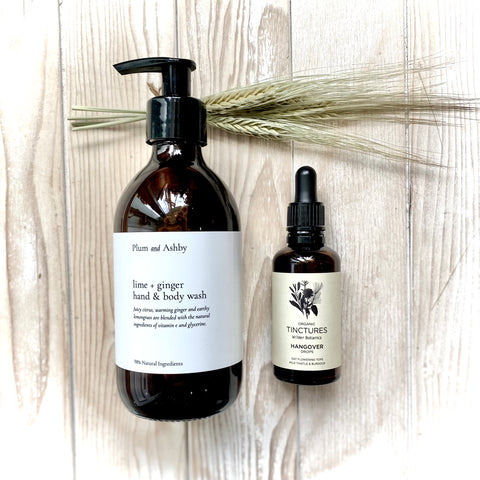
295, 166, 318, 203
287, 165, 324, 230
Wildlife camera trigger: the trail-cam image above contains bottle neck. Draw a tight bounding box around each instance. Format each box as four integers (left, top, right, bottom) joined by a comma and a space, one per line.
287, 228, 325, 251
151, 141, 204, 166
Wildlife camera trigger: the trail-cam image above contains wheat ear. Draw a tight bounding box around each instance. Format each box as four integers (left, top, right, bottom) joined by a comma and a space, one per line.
68, 60, 478, 163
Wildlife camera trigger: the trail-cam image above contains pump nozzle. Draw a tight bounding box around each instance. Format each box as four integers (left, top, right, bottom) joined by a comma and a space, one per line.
113, 56, 206, 145
113, 57, 195, 97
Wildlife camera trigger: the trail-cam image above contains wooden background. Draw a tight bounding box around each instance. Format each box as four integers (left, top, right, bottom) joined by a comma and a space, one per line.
1, 0, 479, 478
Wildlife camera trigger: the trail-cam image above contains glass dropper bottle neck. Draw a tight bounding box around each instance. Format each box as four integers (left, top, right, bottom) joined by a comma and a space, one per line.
287, 227, 325, 251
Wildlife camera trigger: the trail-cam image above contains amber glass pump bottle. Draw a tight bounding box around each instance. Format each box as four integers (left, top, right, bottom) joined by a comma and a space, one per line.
113, 58, 242, 421
272, 166, 341, 385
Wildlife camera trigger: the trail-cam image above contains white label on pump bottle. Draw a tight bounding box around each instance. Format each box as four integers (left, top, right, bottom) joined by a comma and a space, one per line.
114, 231, 243, 374
272, 272, 341, 371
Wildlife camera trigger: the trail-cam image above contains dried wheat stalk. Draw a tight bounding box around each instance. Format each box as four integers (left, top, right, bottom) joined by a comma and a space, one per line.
68, 60, 477, 163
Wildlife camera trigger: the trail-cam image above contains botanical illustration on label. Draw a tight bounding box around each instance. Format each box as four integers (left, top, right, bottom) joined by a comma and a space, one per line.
272, 272, 341, 371
289, 280, 323, 318
114, 231, 243, 374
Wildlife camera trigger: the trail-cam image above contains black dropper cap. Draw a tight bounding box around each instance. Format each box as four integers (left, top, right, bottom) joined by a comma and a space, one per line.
287, 166, 325, 232
113, 57, 207, 146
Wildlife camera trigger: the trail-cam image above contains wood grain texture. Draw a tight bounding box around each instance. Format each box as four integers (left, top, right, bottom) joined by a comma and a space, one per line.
408, 1, 480, 477
61, 1, 187, 478
178, 1, 296, 479
0, 1, 478, 478
0, 0, 73, 478
292, 1, 410, 478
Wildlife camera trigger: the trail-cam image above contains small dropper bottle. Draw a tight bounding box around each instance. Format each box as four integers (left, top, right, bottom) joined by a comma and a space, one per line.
272, 166, 341, 385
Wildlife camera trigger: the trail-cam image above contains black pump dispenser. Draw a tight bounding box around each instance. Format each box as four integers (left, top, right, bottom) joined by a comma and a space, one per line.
287, 166, 325, 232
113, 57, 207, 146
113, 56, 242, 421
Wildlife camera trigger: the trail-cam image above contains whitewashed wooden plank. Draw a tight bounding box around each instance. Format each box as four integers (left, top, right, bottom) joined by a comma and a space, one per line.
408, 1, 480, 477
61, 1, 188, 478
178, 1, 297, 479
0, 1, 73, 478
292, 1, 410, 478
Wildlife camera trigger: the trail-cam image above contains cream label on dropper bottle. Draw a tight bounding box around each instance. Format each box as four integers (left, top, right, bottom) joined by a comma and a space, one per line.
272, 272, 341, 371
114, 231, 243, 374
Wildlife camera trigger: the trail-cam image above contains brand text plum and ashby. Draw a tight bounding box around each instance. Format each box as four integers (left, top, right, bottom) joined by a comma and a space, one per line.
132, 242, 187, 253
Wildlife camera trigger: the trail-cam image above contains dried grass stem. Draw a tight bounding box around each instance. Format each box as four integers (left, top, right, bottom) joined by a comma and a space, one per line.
69, 60, 478, 163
